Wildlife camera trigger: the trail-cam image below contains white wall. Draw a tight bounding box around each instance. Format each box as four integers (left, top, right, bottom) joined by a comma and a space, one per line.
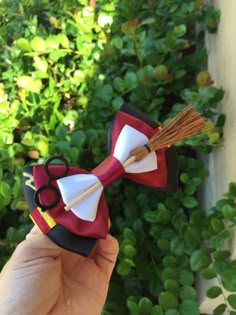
199, 1, 236, 313
201, 0, 236, 209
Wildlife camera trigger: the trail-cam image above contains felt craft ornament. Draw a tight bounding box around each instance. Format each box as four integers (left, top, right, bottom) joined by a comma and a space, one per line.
23, 104, 206, 256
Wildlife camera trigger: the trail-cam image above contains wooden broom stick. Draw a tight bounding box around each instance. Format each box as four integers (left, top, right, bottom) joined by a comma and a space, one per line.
64, 105, 206, 211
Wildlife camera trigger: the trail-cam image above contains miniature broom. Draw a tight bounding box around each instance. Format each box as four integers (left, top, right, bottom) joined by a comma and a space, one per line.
64, 105, 206, 210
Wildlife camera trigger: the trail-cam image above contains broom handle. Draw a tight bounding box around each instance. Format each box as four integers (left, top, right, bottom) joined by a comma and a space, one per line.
64, 155, 136, 211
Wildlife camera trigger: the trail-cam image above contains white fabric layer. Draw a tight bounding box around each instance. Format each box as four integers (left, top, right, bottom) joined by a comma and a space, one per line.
113, 125, 157, 173
57, 174, 103, 221
57, 124, 157, 221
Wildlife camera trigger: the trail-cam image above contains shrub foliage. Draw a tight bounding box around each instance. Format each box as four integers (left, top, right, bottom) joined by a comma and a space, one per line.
0, 0, 235, 314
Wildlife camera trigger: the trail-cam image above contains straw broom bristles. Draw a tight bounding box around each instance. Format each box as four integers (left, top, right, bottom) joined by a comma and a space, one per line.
130, 104, 206, 161
64, 105, 206, 211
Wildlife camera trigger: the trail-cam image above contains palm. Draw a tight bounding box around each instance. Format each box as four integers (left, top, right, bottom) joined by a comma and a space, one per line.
50, 250, 110, 315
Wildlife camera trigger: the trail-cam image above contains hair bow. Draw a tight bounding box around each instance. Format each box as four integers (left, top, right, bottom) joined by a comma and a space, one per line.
23, 104, 205, 256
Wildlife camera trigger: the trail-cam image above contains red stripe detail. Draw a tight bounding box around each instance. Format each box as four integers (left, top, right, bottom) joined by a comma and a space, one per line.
92, 156, 125, 187
30, 208, 51, 234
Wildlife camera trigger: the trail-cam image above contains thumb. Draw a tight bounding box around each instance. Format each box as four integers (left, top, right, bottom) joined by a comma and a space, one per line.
94, 235, 119, 280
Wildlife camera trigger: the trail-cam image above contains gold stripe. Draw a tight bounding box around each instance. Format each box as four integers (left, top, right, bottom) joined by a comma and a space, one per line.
38, 208, 56, 228
29, 214, 44, 234
30, 209, 56, 230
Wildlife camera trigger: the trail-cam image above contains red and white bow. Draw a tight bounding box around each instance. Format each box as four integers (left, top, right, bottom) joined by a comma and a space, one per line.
32, 110, 168, 239
57, 124, 158, 222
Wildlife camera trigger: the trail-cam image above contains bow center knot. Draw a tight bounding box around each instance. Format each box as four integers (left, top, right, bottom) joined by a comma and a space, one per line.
92, 155, 125, 187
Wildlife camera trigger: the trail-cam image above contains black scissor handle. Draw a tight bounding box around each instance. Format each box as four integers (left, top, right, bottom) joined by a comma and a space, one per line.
44, 154, 69, 179
34, 184, 61, 212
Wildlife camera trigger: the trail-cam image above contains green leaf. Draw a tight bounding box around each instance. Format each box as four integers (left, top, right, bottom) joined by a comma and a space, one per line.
228, 294, 236, 309
225, 183, 236, 199
190, 249, 211, 271
127, 297, 138, 312
174, 24, 187, 37
137, 65, 154, 83
15, 38, 32, 51
164, 279, 179, 293
112, 37, 123, 49
123, 244, 136, 258
213, 304, 226, 315
112, 97, 123, 111
179, 300, 199, 315
46, 35, 60, 49
180, 172, 189, 184
190, 210, 206, 226
163, 256, 177, 267
37, 139, 49, 157
30, 36, 46, 51
213, 250, 231, 261
58, 34, 70, 48
55, 125, 67, 140
206, 286, 222, 299
184, 226, 202, 246
213, 260, 231, 275
124, 72, 139, 89
123, 228, 136, 243
209, 132, 220, 144
17, 76, 42, 93
21, 131, 35, 146
216, 113, 226, 128
221, 205, 236, 220
179, 286, 197, 301
117, 260, 132, 276
151, 305, 163, 315
100, 84, 113, 102
161, 267, 178, 281
71, 130, 86, 148
211, 217, 224, 233
156, 204, 171, 224
0, 181, 11, 199
182, 196, 198, 208
49, 50, 67, 62
33, 56, 48, 73
158, 292, 178, 311
144, 211, 158, 223
170, 236, 185, 256
113, 77, 125, 92
212, 230, 231, 248
221, 268, 236, 291
138, 297, 153, 315
157, 239, 170, 251
184, 182, 197, 195
201, 268, 216, 280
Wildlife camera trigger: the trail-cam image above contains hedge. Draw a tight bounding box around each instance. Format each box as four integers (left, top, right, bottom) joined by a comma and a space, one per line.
1, 1, 236, 314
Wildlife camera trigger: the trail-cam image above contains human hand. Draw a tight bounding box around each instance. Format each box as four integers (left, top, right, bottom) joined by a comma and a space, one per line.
0, 227, 119, 315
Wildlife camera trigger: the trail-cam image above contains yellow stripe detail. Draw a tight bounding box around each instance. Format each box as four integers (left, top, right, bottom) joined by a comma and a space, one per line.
38, 208, 56, 228
30, 209, 56, 229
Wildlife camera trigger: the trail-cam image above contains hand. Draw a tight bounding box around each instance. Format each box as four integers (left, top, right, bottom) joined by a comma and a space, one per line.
0, 227, 119, 315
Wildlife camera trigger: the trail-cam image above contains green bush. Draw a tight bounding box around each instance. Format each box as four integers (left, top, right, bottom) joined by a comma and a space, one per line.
0, 0, 235, 314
